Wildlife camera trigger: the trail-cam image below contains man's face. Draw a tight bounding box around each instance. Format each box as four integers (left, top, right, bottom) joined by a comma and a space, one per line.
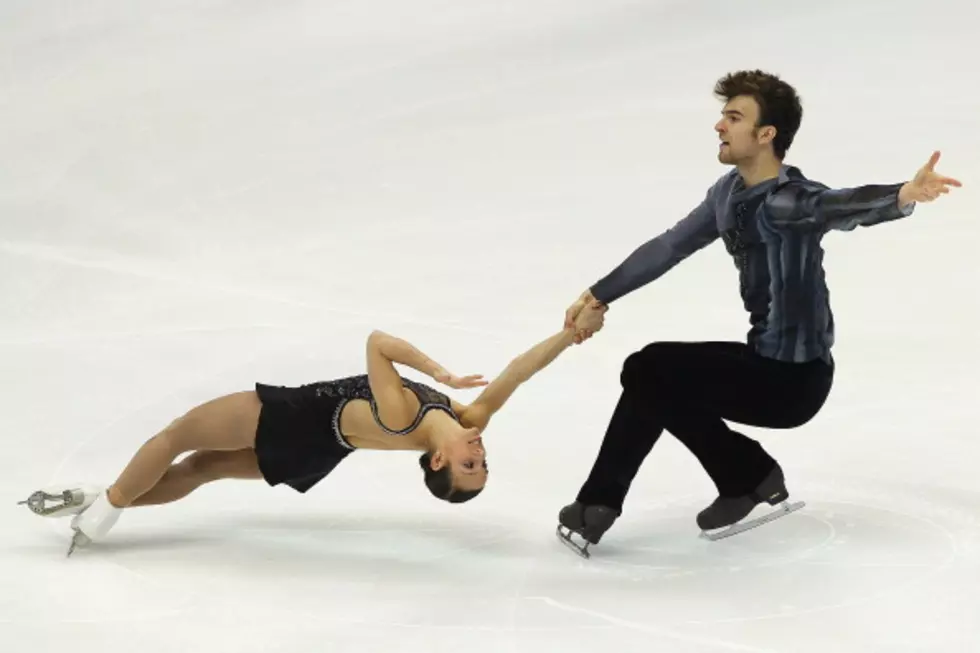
714, 95, 774, 164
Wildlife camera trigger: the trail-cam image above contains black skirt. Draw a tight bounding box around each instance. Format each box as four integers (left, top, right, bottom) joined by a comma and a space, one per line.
253, 382, 355, 494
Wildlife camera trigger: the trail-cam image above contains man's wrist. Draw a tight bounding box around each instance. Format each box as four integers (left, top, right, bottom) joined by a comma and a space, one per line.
897, 182, 914, 209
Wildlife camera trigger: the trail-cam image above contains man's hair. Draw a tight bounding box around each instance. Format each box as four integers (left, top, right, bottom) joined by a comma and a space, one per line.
714, 70, 803, 159
419, 452, 483, 504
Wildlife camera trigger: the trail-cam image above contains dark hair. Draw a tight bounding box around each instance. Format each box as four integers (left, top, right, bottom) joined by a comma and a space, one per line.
419, 452, 483, 504
713, 70, 802, 159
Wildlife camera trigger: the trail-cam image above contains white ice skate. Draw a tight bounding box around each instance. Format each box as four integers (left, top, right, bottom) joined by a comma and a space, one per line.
18, 485, 104, 518
66, 491, 122, 557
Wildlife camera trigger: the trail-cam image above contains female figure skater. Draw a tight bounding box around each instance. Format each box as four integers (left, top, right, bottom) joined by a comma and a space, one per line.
21, 303, 606, 555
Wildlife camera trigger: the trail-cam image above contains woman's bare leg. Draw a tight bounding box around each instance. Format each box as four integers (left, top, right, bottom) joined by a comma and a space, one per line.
129, 449, 262, 507
106, 391, 262, 508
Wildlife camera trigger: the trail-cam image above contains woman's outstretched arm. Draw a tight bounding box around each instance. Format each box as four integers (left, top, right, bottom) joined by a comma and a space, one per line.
462, 303, 606, 430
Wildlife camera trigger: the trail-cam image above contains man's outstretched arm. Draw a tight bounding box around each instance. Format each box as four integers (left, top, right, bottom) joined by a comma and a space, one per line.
563, 183, 723, 332
766, 151, 961, 232
765, 181, 913, 231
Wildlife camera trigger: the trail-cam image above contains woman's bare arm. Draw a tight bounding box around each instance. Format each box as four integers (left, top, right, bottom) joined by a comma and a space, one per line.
366, 330, 444, 430
462, 304, 605, 430
366, 330, 487, 429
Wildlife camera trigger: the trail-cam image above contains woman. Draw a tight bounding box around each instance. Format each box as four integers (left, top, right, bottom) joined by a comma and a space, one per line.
22, 302, 606, 555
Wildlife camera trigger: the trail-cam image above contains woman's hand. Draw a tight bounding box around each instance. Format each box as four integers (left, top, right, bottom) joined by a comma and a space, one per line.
432, 368, 489, 389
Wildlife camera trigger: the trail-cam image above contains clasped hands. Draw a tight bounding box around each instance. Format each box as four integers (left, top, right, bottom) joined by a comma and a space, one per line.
564, 290, 607, 344
430, 290, 608, 391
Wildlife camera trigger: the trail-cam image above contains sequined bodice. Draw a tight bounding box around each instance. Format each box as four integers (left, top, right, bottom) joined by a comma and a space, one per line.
311, 374, 458, 443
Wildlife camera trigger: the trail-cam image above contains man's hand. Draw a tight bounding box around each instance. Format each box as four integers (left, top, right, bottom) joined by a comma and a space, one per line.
898, 151, 962, 208
565, 288, 607, 344
573, 302, 607, 341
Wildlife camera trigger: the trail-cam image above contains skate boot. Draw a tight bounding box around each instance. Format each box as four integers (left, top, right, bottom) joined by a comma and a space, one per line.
556, 501, 618, 559
697, 464, 805, 541
18, 485, 103, 518
66, 490, 122, 557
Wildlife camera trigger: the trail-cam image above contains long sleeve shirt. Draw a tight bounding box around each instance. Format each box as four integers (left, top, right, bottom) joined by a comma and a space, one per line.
589, 165, 915, 363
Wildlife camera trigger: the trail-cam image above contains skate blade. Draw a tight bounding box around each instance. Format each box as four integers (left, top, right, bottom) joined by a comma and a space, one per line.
699, 500, 805, 541
17, 490, 78, 517
67, 531, 91, 558
556, 525, 592, 559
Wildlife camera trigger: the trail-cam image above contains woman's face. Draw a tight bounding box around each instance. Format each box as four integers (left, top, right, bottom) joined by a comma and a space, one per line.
430, 427, 488, 491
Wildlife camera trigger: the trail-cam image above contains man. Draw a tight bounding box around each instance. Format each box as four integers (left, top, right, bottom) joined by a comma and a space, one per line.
556, 69, 962, 558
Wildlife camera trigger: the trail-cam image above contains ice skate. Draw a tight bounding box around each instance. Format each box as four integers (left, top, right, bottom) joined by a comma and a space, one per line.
555, 501, 618, 559
66, 490, 122, 557
18, 485, 103, 518
697, 464, 804, 541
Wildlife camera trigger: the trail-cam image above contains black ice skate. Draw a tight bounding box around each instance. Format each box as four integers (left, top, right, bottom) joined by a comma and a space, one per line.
697, 464, 804, 541
555, 502, 618, 559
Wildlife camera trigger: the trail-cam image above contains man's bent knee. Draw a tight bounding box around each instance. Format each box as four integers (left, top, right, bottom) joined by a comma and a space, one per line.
621, 345, 672, 391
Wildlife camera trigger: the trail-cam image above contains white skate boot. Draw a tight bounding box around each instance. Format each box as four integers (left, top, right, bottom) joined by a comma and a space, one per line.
18, 485, 104, 518
66, 490, 122, 557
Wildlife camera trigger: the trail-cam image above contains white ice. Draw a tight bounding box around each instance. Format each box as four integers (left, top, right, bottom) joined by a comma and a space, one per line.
2, 1, 979, 651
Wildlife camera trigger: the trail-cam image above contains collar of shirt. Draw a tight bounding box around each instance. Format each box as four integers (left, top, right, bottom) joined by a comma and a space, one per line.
729, 164, 805, 203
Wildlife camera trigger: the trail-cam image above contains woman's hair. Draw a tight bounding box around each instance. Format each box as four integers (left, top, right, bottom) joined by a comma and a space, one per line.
419, 452, 483, 504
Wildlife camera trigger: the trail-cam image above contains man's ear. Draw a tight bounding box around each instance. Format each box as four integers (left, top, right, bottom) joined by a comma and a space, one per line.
758, 125, 777, 145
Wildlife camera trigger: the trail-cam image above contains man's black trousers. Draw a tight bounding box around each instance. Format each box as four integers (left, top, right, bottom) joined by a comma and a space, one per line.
576, 341, 835, 512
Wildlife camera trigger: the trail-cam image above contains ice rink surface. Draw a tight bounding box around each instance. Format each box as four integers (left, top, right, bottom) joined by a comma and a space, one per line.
2, 1, 979, 651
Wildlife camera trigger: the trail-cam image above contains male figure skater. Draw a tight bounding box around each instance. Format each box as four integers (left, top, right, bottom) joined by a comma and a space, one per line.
557, 69, 962, 558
